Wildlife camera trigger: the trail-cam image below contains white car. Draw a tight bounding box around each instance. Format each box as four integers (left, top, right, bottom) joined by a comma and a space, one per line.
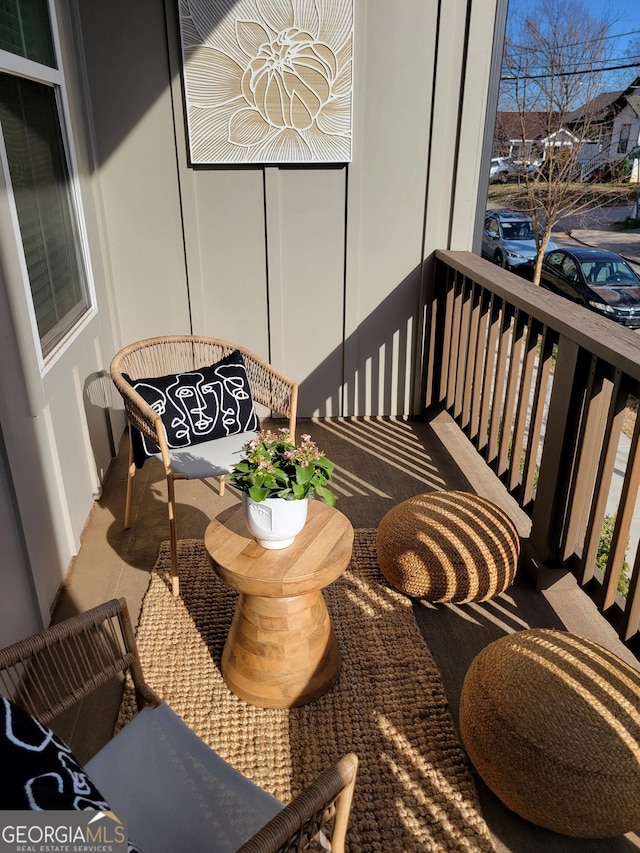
489, 157, 520, 183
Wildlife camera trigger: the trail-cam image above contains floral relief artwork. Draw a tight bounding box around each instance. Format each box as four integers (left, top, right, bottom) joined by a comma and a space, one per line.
178, 0, 354, 164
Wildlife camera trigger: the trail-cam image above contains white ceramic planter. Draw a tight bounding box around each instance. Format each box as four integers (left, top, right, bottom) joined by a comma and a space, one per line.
242, 495, 309, 549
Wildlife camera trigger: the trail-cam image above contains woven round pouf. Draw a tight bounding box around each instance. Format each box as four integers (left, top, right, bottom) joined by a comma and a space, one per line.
375, 491, 519, 602
459, 629, 640, 838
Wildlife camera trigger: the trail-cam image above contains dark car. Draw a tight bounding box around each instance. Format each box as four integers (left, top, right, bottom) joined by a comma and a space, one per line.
540, 247, 640, 328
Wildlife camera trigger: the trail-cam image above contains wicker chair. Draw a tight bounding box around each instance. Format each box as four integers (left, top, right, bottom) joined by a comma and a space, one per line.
0, 599, 358, 853
110, 336, 298, 596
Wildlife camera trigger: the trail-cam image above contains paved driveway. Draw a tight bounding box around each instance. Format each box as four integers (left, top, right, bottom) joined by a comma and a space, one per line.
551, 204, 640, 270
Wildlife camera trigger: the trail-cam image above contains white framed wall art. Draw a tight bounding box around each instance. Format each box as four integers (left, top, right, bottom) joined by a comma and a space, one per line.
178, 0, 354, 165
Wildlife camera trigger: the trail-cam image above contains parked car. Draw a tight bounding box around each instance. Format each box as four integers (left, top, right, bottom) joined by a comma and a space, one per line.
482, 210, 557, 272
488, 157, 534, 183
540, 247, 640, 328
514, 159, 537, 177
489, 157, 520, 183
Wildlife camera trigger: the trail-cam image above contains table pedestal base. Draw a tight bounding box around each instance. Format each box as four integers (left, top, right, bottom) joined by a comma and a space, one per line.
221, 590, 341, 708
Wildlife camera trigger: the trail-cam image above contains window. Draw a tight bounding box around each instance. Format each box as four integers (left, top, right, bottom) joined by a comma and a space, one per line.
618, 124, 631, 155
0, 0, 92, 360
0, 0, 55, 66
561, 257, 579, 281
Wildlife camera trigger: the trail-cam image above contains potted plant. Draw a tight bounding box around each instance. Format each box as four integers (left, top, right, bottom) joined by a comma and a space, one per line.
225, 428, 336, 549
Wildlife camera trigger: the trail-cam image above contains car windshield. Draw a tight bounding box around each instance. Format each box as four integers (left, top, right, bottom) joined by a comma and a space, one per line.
580, 259, 639, 287
501, 221, 535, 240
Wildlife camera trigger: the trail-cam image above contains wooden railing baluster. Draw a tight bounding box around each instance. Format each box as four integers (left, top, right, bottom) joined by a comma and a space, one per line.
430, 251, 640, 647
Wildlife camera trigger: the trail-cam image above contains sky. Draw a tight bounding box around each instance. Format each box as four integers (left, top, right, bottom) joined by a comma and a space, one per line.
505, 0, 640, 96
588, 0, 640, 77
508, 0, 639, 47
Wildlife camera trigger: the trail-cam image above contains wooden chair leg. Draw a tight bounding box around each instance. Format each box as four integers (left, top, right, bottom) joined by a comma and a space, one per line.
218, 475, 225, 497
167, 475, 179, 597
124, 430, 135, 529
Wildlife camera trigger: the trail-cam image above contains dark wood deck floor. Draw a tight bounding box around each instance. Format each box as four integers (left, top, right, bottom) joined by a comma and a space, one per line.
53, 410, 640, 852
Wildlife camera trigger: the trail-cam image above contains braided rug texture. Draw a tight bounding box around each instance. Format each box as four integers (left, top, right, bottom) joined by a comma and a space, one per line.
117, 532, 494, 853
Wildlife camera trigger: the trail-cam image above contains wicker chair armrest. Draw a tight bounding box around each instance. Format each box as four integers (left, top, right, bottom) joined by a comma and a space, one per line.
237, 753, 358, 853
239, 351, 298, 423
0, 598, 160, 726
110, 370, 166, 445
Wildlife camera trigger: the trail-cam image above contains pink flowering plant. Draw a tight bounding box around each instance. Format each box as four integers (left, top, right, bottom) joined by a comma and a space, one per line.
225, 428, 336, 506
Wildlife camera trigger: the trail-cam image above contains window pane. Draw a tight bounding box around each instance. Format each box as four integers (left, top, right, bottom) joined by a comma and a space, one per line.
0, 0, 56, 67
0, 71, 89, 354
619, 124, 631, 155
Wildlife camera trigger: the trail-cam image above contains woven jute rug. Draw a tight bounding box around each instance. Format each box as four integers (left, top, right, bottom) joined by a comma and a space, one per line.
118, 531, 494, 852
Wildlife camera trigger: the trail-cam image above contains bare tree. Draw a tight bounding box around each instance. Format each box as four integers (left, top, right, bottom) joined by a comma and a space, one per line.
500, 0, 616, 284
624, 36, 640, 79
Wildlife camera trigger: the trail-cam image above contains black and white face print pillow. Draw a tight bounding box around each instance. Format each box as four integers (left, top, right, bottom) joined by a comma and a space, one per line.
0, 696, 109, 810
125, 349, 260, 460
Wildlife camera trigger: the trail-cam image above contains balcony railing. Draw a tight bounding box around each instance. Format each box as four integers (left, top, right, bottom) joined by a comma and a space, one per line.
427, 250, 640, 650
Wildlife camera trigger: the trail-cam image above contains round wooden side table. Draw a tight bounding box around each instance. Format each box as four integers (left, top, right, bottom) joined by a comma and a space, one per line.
204, 500, 354, 709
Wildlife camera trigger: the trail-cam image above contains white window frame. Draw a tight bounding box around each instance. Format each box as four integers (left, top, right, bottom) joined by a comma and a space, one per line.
0, 1, 96, 373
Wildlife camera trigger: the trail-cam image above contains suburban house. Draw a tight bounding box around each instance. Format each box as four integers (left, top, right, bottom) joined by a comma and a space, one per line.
0, 0, 507, 645
492, 110, 562, 162
493, 76, 640, 181
568, 75, 640, 180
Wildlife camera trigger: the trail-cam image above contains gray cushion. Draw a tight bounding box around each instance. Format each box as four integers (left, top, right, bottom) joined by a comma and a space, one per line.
86, 704, 283, 853
156, 430, 257, 480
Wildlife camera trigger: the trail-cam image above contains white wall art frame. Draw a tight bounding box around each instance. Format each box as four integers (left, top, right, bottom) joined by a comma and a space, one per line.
178, 0, 354, 164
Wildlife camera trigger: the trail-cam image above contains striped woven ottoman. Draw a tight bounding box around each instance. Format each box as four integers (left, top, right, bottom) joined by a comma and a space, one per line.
459, 629, 640, 837
375, 491, 519, 602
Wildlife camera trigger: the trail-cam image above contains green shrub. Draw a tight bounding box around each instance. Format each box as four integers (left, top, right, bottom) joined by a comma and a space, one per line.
597, 514, 630, 597
589, 158, 633, 183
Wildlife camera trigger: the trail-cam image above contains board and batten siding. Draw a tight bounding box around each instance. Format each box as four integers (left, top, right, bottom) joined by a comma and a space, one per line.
82, 0, 500, 419
0, 0, 502, 642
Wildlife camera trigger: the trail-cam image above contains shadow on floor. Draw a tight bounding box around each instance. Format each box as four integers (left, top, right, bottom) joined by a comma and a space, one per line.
52, 412, 640, 852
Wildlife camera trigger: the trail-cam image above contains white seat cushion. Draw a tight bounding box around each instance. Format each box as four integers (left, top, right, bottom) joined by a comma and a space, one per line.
155, 431, 257, 480
85, 704, 282, 852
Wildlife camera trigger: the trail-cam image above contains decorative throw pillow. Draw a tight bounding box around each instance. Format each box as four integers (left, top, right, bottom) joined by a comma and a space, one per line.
124, 349, 260, 466
0, 697, 141, 852
0, 696, 109, 810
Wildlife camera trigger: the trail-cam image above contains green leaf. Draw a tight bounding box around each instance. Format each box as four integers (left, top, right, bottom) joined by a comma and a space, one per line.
291, 481, 306, 499
248, 485, 269, 501
272, 469, 290, 486
317, 456, 334, 476
295, 464, 314, 485
231, 460, 253, 474
315, 484, 336, 507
